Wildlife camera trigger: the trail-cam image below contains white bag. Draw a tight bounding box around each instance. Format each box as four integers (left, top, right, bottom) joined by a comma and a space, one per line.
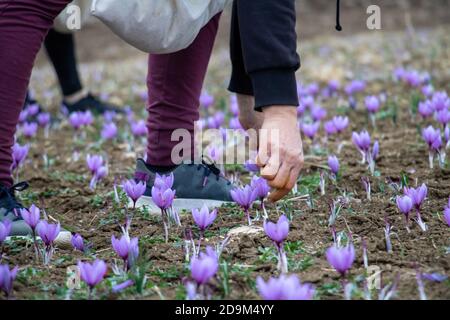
54, 0, 92, 33
91, 0, 231, 54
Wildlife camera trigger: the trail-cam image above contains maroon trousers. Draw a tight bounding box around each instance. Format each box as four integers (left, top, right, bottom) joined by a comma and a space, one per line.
0, 0, 219, 187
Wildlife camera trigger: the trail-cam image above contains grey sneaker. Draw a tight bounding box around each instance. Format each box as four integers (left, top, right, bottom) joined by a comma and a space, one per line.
0, 182, 72, 247
134, 158, 234, 213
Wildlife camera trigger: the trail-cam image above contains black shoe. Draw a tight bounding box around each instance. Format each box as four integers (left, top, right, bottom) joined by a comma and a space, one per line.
62, 93, 123, 115
0, 182, 71, 245
134, 158, 234, 213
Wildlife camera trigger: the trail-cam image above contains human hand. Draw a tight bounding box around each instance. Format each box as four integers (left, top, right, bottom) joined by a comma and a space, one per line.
256, 106, 304, 202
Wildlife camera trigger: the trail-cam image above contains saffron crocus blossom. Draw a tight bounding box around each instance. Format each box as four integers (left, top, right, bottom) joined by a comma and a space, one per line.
403, 70, 423, 87
229, 117, 242, 130
230, 185, 257, 225
422, 126, 441, 169
122, 179, 146, 208
328, 155, 340, 177
404, 184, 428, 231
151, 186, 176, 211
80, 110, 94, 126
20, 204, 41, 230
112, 279, 134, 293
333, 116, 349, 133
154, 173, 174, 190
190, 247, 218, 287
100, 122, 118, 140
257, 274, 315, 300
71, 234, 85, 252
418, 100, 434, 119
78, 260, 107, 297
436, 108, 450, 128
301, 122, 320, 141
311, 105, 327, 122
69, 112, 85, 130
396, 195, 413, 231
251, 176, 270, 214
422, 85, 434, 98
324, 120, 337, 136
86, 154, 104, 175
37, 113, 51, 127
0, 220, 11, 247
200, 92, 214, 109
11, 143, 29, 172
21, 122, 38, 138
326, 243, 355, 277
352, 130, 372, 164
264, 215, 289, 273
192, 205, 217, 232
111, 235, 139, 270
0, 264, 18, 298
431, 91, 449, 112
365, 96, 381, 127
444, 207, 450, 227
345, 80, 366, 96
244, 160, 259, 173
36, 221, 60, 265
151, 186, 176, 242
130, 120, 147, 137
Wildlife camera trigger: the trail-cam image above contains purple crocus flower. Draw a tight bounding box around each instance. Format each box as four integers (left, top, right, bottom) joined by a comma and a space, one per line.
36, 221, 60, 247
403, 183, 427, 210
200, 92, 214, 109
21, 122, 38, 138
71, 233, 85, 252
257, 274, 315, 300
101, 122, 118, 140
324, 120, 337, 136
80, 110, 94, 126
404, 70, 423, 87
345, 80, 366, 96
332, 116, 349, 133
418, 101, 434, 119
326, 243, 356, 277
230, 97, 239, 116
11, 143, 29, 171
192, 205, 217, 232
0, 220, 11, 245
444, 207, 450, 227
111, 235, 139, 268
250, 176, 270, 201
78, 259, 107, 290
0, 264, 18, 297
328, 80, 340, 92
86, 154, 104, 175
122, 179, 146, 208
396, 195, 413, 220
422, 85, 434, 98
328, 155, 340, 176
301, 122, 320, 140
230, 185, 257, 225
190, 247, 218, 285
112, 279, 134, 293
431, 91, 449, 112
154, 173, 174, 191
37, 113, 51, 127
422, 126, 441, 149
306, 83, 320, 96
300, 95, 315, 109
18, 110, 28, 123
130, 120, 147, 137
352, 130, 371, 152
69, 112, 84, 130
244, 160, 260, 173
264, 215, 289, 247
20, 204, 41, 230
229, 117, 242, 130
151, 186, 176, 210
436, 109, 450, 127
311, 106, 327, 122
27, 103, 39, 116
365, 96, 381, 113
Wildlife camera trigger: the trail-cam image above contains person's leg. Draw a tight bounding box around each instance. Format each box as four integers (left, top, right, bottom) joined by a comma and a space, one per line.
0, 0, 71, 188
44, 29, 83, 96
146, 14, 221, 167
